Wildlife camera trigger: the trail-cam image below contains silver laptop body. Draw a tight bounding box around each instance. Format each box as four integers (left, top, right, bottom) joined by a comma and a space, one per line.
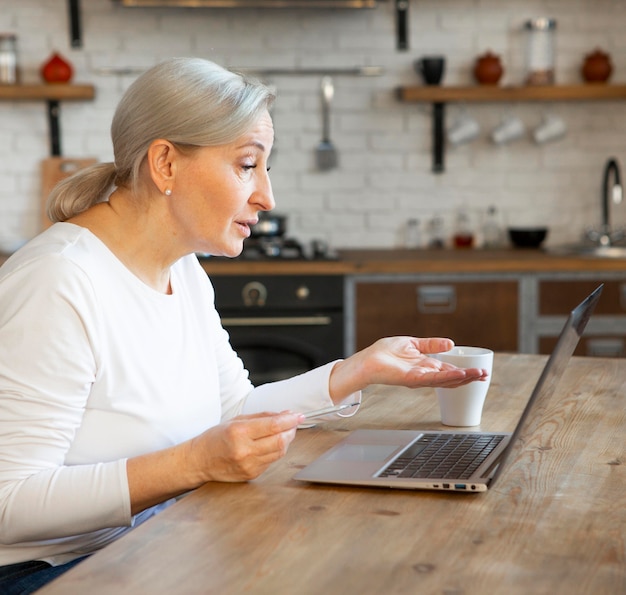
294, 284, 603, 493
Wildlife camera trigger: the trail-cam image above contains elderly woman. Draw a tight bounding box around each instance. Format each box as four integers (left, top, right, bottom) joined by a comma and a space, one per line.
0, 57, 487, 593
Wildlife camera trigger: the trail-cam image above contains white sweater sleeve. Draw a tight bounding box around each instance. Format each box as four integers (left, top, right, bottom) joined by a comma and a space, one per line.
241, 361, 361, 418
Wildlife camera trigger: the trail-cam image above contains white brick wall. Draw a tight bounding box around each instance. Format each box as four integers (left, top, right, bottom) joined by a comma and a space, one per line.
0, 0, 624, 252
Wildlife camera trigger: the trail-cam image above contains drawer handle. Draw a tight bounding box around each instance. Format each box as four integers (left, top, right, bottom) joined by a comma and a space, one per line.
221, 316, 332, 327
417, 285, 456, 314
586, 338, 624, 357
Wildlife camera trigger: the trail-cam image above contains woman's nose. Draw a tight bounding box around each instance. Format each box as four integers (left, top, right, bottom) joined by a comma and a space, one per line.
254, 171, 275, 211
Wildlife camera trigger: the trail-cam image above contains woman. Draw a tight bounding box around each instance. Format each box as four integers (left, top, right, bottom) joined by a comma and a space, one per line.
0, 57, 487, 593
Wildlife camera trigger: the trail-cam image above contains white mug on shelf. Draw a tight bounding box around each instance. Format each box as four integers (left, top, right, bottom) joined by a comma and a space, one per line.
491, 115, 525, 145
533, 114, 567, 144
447, 110, 480, 145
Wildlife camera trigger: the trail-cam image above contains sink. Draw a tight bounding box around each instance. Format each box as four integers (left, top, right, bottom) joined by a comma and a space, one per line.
548, 244, 626, 258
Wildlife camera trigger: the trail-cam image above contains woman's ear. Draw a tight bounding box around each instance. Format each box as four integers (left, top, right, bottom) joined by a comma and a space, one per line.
147, 139, 176, 195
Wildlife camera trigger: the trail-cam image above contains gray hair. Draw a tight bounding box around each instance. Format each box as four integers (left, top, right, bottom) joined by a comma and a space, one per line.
47, 57, 275, 223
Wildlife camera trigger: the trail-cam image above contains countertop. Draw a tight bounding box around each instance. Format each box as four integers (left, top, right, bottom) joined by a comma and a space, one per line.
3, 247, 626, 276
198, 248, 626, 276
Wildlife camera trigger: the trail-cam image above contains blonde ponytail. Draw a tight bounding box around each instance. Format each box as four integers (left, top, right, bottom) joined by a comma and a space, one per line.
46, 162, 117, 223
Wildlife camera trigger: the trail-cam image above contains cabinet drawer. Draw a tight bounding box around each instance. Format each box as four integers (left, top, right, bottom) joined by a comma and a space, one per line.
539, 280, 626, 315
356, 280, 518, 352
539, 335, 625, 358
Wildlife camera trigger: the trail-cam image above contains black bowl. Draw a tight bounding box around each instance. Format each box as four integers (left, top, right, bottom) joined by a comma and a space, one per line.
508, 227, 548, 248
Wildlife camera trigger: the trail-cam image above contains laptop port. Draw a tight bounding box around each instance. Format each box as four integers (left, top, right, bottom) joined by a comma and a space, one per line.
442, 483, 450, 489
454, 484, 466, 490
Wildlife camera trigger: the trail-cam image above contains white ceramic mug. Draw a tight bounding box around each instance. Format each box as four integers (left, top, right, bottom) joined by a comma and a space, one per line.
533, 114, 567, 144
448, 112, 480, 145
491, 115, 525, 145
433, 347, 494, 426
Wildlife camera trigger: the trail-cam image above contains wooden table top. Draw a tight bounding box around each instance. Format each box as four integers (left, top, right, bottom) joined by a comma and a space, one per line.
40, 354, 625, 595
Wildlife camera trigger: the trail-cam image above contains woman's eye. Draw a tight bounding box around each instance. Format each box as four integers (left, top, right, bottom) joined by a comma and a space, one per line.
242, 164, 257, 171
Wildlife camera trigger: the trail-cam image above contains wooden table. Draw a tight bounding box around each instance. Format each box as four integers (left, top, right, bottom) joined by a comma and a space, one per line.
40, 354, 625, 595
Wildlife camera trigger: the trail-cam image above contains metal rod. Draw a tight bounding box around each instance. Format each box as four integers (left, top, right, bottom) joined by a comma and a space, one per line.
93, 66, 384, 77
396, 0, 409, 50
433, 102, 445, 173
47, 100, 62, 157
68, 0, 82, 48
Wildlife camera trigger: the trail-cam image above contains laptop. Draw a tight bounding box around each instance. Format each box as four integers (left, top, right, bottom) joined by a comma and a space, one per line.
294, 284, 603, 493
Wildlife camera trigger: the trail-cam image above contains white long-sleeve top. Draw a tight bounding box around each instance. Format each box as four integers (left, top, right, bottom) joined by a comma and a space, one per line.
0, 223, 358, 566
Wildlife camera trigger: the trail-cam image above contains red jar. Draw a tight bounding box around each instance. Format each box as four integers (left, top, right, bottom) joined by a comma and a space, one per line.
41, 52, 73, 84
473, 51, 504, 85
581, 49, 613, 83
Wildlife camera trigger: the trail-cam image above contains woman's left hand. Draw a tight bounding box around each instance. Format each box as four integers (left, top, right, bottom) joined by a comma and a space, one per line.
329, 336, 489, 401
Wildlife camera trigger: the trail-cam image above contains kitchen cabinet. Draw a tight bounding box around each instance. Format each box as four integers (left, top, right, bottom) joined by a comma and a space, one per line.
397, 83, 626, 172
537, 279, 626, 357
354, 278, 518, 352
0, 83, 95, 156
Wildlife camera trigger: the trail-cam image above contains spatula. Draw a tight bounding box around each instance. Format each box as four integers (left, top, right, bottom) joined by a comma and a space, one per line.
316, 76, 338, 170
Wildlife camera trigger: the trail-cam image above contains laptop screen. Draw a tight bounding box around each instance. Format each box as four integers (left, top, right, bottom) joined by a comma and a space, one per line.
488, 284, 603, 487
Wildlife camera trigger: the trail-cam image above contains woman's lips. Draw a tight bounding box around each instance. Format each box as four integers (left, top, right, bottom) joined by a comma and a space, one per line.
236, 219, 257, 238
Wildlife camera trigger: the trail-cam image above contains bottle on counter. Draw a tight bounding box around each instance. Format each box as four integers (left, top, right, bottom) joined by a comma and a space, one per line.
426, 215, 446, 249
453, 207, 474, 249
481, 205, 504, 248
404, 218, 422, 249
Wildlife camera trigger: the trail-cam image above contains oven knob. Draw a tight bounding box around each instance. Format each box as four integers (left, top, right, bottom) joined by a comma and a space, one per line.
242, 281, 267, 307
295, 285, 310, 300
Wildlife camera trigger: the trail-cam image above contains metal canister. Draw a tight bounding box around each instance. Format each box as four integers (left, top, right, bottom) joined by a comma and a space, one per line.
0, 34, 18, 84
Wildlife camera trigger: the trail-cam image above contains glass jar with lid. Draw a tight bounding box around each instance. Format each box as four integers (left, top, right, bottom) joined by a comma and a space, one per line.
524, 18, 556, 85
0, 33, 18, 84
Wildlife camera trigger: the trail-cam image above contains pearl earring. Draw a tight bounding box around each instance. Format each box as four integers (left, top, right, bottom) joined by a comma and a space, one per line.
164, 189, 172, 196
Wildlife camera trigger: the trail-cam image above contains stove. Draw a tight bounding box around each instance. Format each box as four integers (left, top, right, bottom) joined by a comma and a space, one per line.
207, 236, 337, 261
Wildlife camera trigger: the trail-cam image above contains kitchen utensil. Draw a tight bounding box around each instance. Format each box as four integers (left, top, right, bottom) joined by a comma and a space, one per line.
508, 226, 548, 248
316, 76, 338, 171
40, 157, 97, 229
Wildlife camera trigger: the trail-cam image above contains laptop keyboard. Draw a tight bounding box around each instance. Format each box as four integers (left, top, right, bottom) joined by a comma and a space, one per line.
378, 433, 505, 480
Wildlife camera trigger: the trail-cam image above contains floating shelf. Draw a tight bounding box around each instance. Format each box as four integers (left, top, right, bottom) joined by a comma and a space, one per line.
0, 84, 95, 156
397, 84, 626, 172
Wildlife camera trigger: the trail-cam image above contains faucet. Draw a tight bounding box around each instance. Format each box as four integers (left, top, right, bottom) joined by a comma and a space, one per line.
587, 158, 623, 246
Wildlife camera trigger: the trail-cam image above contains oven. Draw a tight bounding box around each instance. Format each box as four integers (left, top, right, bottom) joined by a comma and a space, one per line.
211, 275, 345, 385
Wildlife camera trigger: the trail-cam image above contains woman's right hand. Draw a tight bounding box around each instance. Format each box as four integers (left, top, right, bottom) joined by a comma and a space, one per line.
127, 411, 303, 516
189, 411, 303, 482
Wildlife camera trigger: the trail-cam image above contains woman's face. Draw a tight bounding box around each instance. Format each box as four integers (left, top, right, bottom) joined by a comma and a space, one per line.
169, 109, 276, 258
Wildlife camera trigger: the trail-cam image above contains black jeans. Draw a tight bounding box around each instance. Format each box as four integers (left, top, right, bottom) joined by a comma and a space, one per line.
0, 557, 87, 594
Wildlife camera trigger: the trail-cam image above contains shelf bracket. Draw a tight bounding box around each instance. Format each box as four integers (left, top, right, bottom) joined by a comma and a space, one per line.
432, 102, 445, 173
47, 100, 62, 157
395, 0, 408, 51
68, 0, 82, 48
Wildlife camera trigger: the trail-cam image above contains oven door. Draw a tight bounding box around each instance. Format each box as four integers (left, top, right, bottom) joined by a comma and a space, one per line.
222, 312, 344, 385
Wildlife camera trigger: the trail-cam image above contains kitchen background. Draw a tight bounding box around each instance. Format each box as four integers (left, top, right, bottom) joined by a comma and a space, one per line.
0, 0, 625, 253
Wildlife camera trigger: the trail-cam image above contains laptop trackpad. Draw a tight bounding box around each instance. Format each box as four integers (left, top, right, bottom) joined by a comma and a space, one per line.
323, 443, 399, 463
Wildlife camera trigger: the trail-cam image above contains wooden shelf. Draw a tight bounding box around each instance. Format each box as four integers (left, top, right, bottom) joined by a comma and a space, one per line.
397, 84, 626, 173
0, 84, 95, 156
0, 83, 95, 102
397, 83, 626, 103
